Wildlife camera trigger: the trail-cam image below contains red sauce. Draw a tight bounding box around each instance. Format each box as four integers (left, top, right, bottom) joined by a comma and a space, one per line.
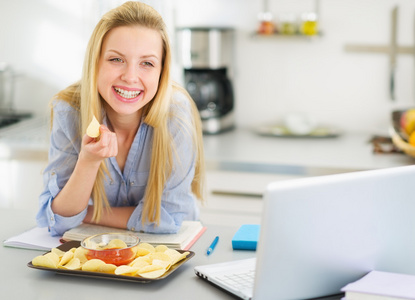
86, 248, 135, 266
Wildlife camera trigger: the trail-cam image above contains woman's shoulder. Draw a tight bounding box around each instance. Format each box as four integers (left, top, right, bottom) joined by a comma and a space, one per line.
51, 99, 80, 133
52, 99, 79, 114
171, 87, 193, 116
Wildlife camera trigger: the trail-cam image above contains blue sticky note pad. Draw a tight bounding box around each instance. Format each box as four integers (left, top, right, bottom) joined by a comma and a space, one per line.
232, 224, 260, 250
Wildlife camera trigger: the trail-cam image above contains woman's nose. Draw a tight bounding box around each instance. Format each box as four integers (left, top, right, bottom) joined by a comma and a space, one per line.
121, 64, 139, 84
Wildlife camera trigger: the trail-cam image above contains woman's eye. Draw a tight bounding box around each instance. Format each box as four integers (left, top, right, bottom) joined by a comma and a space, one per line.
110, 58, 123, 63
142, 61, 154, 67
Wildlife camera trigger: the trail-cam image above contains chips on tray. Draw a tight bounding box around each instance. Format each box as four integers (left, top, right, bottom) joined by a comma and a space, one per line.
31, 241, 190, 279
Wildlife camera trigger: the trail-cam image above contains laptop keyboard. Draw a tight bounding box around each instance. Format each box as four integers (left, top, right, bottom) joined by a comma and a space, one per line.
215, 269, 255, 291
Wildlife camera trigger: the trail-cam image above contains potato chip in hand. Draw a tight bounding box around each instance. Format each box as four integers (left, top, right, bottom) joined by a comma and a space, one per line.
86, 115, 100, 138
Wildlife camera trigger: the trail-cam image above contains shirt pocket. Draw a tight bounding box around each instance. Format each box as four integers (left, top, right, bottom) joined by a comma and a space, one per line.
130, 171, 149, 187
129, 171, 149, 201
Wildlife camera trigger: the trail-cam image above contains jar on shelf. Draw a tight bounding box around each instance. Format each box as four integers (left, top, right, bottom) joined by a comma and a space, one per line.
278, 13, 297, 35
257, 12, 276, 35
300, 12, 318, 36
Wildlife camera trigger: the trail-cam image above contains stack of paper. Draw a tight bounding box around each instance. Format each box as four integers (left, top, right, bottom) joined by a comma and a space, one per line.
3, 227, 61, 251
341, 270, 415, 300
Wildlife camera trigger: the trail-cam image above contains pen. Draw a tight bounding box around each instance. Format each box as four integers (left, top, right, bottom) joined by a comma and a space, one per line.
206, 236, 219, 256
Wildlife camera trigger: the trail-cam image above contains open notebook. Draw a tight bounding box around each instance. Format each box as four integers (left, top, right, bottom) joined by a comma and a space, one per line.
195, 165, 415, 300
4, 221, 205, 251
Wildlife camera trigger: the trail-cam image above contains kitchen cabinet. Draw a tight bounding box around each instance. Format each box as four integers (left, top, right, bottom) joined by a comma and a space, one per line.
198, 170, 305, 226
0, 159, 46, 211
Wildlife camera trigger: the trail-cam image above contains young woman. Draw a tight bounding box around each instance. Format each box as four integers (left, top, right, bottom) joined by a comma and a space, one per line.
36, 1, 205, 236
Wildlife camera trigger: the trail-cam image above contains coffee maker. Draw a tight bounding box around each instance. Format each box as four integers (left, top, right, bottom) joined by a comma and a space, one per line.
177, 27, 235, 134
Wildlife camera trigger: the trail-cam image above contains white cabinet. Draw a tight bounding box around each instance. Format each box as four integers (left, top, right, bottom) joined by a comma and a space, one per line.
0, 159, 46, 211
198, 170, 305, 227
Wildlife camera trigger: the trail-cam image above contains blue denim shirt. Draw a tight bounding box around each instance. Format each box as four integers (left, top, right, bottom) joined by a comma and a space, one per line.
36, 91, 199, 236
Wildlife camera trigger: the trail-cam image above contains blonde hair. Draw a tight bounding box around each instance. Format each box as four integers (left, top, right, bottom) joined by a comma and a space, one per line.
53, 1, 204, 225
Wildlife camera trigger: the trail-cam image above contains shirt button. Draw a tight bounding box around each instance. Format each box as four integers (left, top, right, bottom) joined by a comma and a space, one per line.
131, 227, 135, 231
50, 217, 54, 221
51, 171, 56, 176
130, 181, 135, 186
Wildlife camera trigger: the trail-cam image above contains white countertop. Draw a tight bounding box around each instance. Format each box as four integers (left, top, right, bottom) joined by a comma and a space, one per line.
0, 209, 257, 300
203, 129, 415, 175
1, 118, 414, 174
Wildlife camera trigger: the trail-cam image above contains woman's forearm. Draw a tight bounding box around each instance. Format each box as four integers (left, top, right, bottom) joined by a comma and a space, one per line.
84, 205, 135, 229
51, 157, 101, 217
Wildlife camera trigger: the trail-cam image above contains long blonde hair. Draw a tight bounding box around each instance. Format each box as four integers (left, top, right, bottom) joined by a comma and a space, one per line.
53, 1, 204, 225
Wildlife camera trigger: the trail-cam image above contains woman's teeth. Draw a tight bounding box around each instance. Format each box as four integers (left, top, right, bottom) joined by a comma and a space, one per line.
114, 87, 141, 99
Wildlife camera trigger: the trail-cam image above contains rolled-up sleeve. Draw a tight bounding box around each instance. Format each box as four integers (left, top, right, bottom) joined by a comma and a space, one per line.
36, 101, 87, 236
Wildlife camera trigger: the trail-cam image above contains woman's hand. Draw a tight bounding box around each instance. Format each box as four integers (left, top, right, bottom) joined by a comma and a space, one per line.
51, 125, 118, 217
80, 125, 118, 163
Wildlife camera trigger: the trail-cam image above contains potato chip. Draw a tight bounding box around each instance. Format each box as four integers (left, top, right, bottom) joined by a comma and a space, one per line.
130, 255, 151, 265
105, 238, 127, 249
44, 252, 60, 266
130, 259, 150, 269
137, 243, 155, 253
97, 263, 117, 274
59, 258, 81, 270
131, 245, 139, 255
137, 264, 163, 274
86, 115, 100, 138
137, 268, 166, 279
58, 250, 74, 266
152, 259, 171, 270
149, 252, 171, 263
175, 251, 190, 264
32, 255, 57, 269
135, 248, 151, 257
155, 245, 169, 253
164, 249, 188, 265
51, 247, 66, 258
81, 259, 106, 272
114, 265, 139, 276
74, 247, 88, 264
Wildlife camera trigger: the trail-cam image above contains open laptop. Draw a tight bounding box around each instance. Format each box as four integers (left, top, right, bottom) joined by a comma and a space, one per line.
195, 165, 415, 300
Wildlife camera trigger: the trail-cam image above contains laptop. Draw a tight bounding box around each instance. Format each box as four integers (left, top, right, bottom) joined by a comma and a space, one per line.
194, 165, 415, 300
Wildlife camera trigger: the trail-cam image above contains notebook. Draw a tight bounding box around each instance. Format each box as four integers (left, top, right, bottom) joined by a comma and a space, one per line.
194, 165, 415, 300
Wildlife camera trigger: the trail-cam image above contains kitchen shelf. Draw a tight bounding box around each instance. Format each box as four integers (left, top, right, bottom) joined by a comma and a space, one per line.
251, 32, 323, 40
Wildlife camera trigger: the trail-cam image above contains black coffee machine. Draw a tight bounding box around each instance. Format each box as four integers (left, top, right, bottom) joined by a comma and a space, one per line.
177, 27, 235, 134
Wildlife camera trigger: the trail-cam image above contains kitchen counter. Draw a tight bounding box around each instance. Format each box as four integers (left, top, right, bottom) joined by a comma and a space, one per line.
0, 118, 414, 175
203, 129, 415, 175
0, 208, 257, 300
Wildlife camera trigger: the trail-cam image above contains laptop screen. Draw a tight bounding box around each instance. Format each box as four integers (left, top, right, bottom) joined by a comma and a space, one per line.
254, 165, 415, 299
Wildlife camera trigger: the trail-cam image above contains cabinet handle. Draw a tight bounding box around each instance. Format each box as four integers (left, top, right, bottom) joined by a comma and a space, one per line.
211, 190, 262, 198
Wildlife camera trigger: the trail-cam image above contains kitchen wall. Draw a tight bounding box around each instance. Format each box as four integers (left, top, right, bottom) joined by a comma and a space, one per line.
1, 0, 414, 133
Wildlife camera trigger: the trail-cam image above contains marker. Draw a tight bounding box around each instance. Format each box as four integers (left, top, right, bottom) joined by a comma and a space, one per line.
206, 236, 219, 256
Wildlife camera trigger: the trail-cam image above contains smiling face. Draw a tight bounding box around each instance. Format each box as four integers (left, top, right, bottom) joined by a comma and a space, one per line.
97, 25, 163, 119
